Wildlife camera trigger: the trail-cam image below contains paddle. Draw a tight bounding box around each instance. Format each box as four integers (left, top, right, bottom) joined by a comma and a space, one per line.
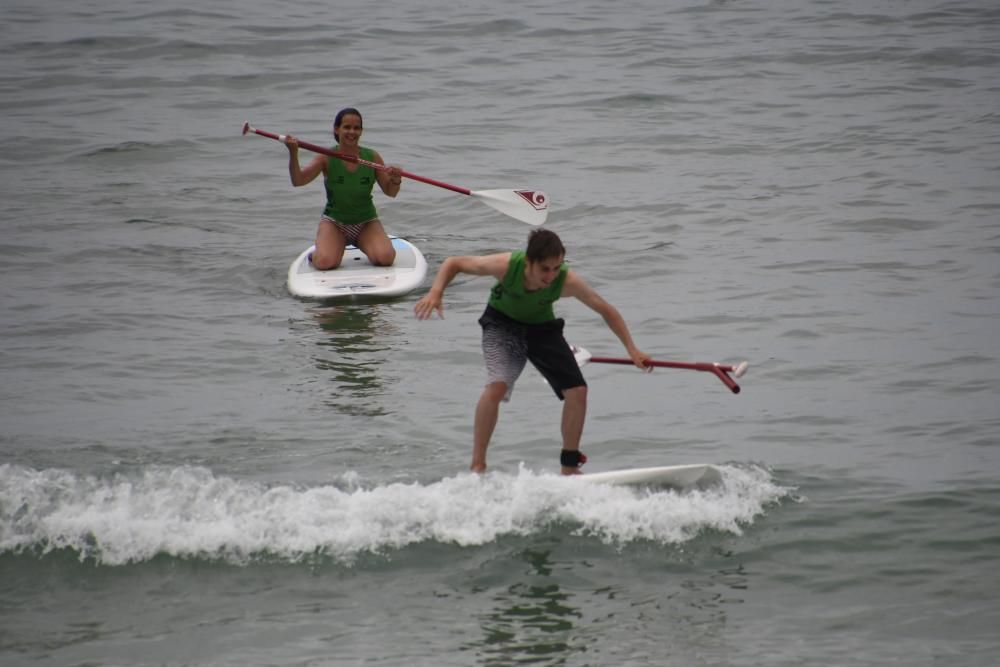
242, 122, 549, 225
587, 355, 749, 394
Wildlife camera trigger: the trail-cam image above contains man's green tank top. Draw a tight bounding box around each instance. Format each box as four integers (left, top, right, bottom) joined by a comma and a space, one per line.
322, 146, 378, 225
487, 250, 568, 324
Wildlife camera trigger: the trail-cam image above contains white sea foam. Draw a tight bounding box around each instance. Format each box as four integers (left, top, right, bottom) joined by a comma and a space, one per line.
0, 463, 791, 566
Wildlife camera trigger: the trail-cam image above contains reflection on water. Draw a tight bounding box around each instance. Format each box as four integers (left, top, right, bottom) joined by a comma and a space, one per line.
464, 543, 751, 665
472, 549, 585, 665
309, 304, 397, 417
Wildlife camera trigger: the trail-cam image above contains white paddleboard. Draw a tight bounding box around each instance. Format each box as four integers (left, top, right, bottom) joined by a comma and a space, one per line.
578, 463, 721, 488
287, 235, 428, 299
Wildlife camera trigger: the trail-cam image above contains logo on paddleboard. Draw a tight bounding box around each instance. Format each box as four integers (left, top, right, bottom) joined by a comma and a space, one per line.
516, 190, 548, 211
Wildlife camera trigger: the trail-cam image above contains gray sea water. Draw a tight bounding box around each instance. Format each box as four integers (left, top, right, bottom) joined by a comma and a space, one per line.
2, 0, 999, 665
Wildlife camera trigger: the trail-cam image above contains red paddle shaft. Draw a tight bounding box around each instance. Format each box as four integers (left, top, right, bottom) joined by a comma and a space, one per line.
242, 122, 471, 195
588, 357, 749, 394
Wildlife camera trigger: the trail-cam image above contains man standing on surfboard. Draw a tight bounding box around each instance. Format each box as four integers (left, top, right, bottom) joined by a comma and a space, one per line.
414, 229, 650, 475
284, 108, 403, 270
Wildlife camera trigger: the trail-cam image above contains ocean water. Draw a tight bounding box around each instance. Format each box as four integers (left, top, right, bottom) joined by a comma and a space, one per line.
2, 0, 999, 665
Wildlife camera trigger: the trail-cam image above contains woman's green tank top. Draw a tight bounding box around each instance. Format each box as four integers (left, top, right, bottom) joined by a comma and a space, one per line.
486, 250, 567, 324
322, 146, 378, 225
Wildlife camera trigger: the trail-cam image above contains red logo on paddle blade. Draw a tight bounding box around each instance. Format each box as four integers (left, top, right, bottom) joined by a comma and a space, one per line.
516, 190, 548, 211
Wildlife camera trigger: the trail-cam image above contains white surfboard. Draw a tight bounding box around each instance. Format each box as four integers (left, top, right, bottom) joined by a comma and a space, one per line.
579, 463, 721, 488
287, 236, 428, 299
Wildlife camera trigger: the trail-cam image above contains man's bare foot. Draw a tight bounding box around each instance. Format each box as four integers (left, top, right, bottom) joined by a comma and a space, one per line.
561, 466, 583, 476
470, 463, 487, 474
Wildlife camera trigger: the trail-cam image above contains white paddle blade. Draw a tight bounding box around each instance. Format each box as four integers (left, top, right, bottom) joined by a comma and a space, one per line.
471, 189, 549, 225
571, 345, 592, 367
733, 361, 749, 378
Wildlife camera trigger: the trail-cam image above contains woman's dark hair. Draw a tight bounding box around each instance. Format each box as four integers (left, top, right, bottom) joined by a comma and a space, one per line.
525, 228, 565, 263
333, 108, 363, 142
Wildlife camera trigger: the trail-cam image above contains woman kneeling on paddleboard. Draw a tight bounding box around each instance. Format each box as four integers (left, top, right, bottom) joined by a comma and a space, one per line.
414, 229, 651, 475
284, 107, 402, 270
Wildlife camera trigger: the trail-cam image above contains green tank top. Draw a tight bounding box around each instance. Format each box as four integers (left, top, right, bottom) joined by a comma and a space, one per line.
322, 146, 379, 225
487, 250, 568, 324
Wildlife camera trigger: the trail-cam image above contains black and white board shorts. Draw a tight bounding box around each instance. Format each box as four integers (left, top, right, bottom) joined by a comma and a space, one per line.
478, 305, 586, 402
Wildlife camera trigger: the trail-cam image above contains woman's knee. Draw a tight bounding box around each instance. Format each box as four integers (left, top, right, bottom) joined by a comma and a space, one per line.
369, 245, 396, 266
311, 250, 341, 270
358, 221, 395, 266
